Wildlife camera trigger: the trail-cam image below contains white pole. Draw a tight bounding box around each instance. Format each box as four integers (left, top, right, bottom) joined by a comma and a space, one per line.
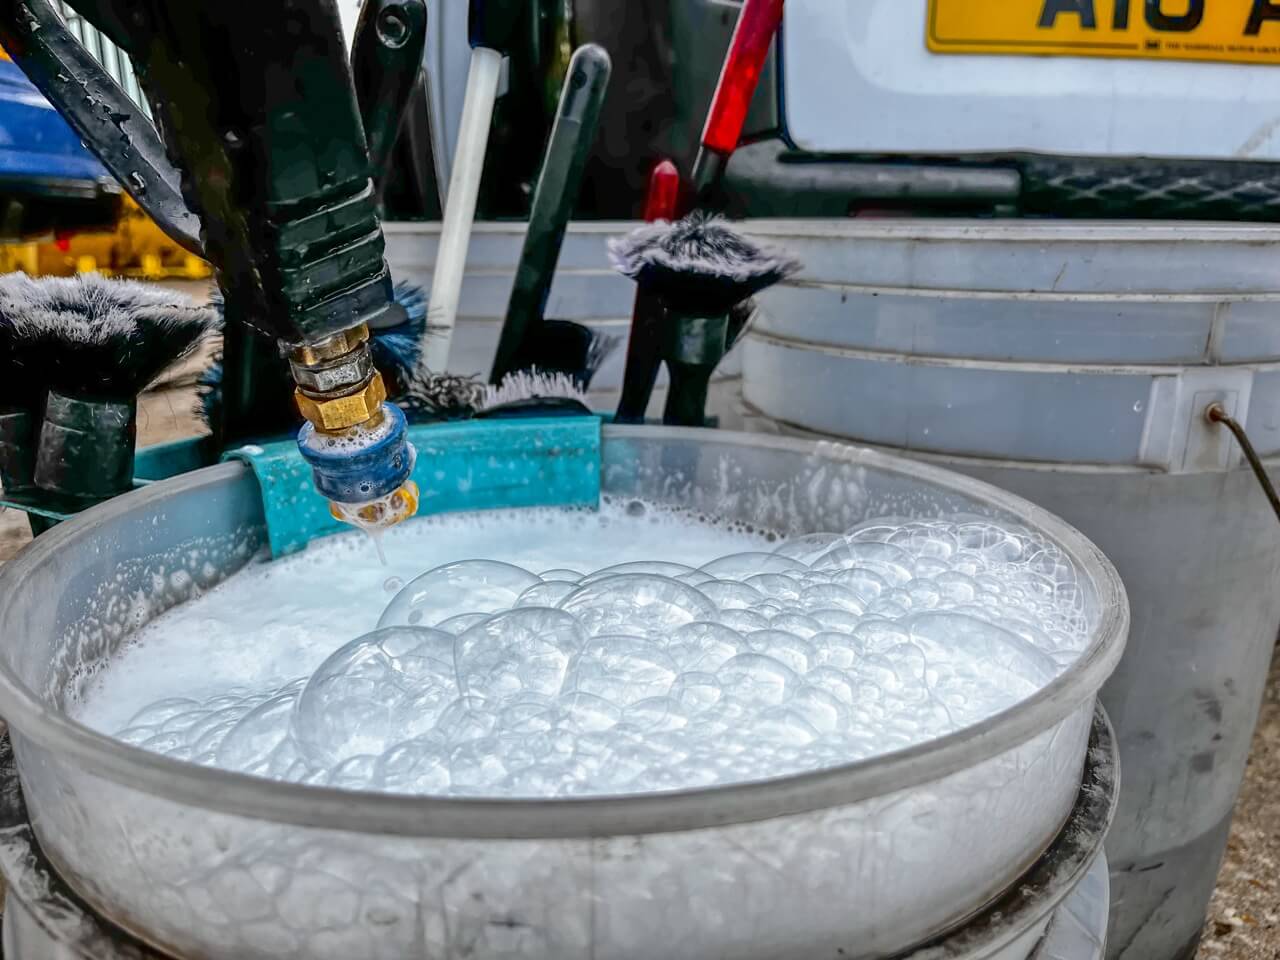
420, 46, 503, 374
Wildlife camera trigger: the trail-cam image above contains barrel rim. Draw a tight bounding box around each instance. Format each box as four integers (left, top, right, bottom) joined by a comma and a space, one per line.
0, 427, 1128, 840
383, 217, 1280, 244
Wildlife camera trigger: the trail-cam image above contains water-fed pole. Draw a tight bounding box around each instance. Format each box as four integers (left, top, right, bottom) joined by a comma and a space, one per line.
490, 43, 612, 385
420, 0, 524, 375
614, 0, 783, 424
691, 0, 785, 201
614, 160, 681, 424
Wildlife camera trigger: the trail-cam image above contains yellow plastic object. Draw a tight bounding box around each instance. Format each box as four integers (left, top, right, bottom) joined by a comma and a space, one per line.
328, 480, 421, 533
9, 195, 213, 279
0, 244, 38, 275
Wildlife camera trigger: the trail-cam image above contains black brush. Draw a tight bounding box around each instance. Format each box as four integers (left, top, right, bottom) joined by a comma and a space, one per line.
0, 274, 213, 510
615, 158, 681, 425
609, 213, 799, 427
489, 44, 614, 389
396, 370, 483, 422
502, 319, 621, 392
198, 279, 432, 439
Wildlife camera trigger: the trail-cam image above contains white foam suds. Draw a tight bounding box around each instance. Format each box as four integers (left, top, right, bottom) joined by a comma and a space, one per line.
74, 501, 1091, 799
76, 500, 770, 733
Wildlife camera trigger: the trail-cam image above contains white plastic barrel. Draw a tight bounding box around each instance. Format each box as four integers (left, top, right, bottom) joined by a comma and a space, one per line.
739, 219, 1280, 960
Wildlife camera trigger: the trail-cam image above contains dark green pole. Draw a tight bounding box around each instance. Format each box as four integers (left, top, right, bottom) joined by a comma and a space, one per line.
490, 43, 611, 384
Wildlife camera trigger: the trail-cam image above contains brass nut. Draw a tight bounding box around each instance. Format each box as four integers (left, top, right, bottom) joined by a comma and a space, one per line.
295, 373, 387, 431
291, 324, 371, 367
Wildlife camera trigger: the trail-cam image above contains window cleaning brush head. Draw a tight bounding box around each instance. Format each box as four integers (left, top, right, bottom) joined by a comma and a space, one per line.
0, 274, 214, 400
608, 211, 801, 318
609, 214, 801, 428
0, 273, 215, 506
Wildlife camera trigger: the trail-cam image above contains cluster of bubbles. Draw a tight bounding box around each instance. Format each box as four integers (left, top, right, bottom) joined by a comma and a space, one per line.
114, 512, 1091, 798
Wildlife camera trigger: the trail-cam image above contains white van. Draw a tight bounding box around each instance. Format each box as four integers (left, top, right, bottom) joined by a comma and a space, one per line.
358, 0, 1280, 220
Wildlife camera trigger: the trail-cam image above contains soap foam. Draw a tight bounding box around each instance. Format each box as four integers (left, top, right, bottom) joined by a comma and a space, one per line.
75, 502, 1091, 799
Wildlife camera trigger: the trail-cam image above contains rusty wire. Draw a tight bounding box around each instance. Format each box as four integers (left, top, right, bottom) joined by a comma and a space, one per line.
1207, 403, 1280, 526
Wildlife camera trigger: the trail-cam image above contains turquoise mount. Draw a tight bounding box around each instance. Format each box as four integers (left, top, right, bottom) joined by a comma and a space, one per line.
0, 418, 603, 550
226, 417, 603, 558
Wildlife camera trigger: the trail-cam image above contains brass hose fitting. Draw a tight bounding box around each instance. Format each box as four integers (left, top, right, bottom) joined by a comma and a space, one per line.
290, 324, 419, 531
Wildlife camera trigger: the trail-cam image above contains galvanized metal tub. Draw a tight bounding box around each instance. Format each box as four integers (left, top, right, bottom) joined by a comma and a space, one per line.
738, 219, 1280, 959
0, 714, 1119, 960
0, 428, 1127, 959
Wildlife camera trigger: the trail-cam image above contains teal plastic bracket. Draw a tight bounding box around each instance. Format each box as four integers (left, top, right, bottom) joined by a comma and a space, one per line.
225, 417, 603, 558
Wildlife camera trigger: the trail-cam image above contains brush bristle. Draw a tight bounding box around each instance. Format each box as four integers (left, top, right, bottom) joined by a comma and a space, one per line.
480, 370, 589, 410
392, 280, 428, 327
396, 370, 484, 421
0, 280, 51, 409
0, 273, 215, 400
369, 281, 432, 392
393, 368, 592, 422
608, 212, 801, 317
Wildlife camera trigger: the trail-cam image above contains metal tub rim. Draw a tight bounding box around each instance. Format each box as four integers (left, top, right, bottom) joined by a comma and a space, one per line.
0, 426, 1128, 841
0, 707, 1119, 959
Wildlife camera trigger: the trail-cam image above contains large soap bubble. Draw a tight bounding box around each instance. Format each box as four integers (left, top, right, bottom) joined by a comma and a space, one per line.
455, 608, 586, 702
378, 560, 541, 629
293, 626, 457, 765
700, 552, 806, 580
563, 637, 679, 706
558, 574, 715, 638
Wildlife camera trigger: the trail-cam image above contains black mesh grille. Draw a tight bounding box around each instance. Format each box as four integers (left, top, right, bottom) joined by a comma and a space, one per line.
1019, 157, 1280, 221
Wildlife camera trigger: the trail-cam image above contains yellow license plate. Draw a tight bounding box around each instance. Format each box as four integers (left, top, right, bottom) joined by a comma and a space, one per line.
928, 0, 1280, 65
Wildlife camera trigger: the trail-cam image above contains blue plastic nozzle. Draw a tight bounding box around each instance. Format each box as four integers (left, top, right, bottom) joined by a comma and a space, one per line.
297, 403, 415, 505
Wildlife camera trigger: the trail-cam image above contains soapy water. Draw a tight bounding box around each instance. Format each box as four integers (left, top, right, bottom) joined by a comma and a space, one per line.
81, 502, 1091, 799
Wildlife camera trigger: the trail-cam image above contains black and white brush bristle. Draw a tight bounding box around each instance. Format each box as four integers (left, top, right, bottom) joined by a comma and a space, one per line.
0, 273, 215, 400
608, 212, 801, 317
396, 370, 484, 421
478, 369, 588, 411
395, 367, 590, 422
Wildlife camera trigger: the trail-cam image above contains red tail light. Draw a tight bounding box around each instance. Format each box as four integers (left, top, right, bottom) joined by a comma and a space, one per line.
700, 0, 785, 157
